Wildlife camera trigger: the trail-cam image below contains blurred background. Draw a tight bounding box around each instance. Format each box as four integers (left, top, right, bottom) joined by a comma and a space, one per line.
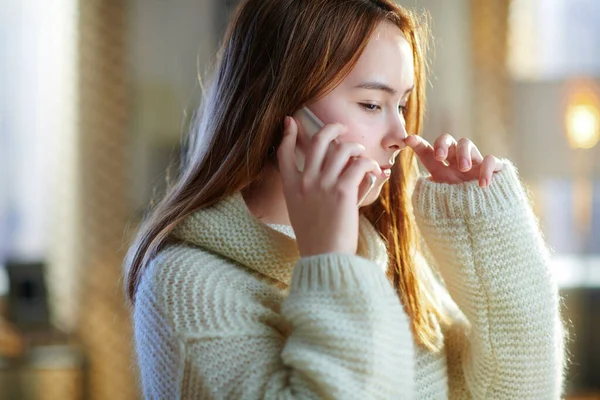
1, 0, 599, 398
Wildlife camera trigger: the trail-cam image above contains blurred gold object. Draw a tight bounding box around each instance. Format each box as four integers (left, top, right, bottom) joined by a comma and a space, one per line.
564, 80, 600, 252
0, 318, 25, 358
565, 81, 600, 150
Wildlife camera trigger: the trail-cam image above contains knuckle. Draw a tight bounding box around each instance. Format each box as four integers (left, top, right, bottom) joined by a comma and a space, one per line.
317, 178, 329, 191
300, 175, 313, 191
312, 132, 330, 146
334, 183, 353, 198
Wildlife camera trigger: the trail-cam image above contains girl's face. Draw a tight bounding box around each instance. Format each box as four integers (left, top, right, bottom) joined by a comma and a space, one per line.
306, 21, 415, 205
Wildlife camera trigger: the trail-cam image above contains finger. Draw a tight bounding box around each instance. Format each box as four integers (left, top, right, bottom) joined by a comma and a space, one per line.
456, 138, 475, 172
445, 141, 458, 167
404, 134, 438, 172
433, 134, 456, 162
478, 155, 502, 187
277, 116, 300, 186
471, 144, 484, 165
452, 139, 484, 171
303, 123, 347, 177
337, 157, 382, 195
320, 142, 367, 186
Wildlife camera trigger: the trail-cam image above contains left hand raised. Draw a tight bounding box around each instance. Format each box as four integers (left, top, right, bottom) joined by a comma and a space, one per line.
404, 134, 505, 187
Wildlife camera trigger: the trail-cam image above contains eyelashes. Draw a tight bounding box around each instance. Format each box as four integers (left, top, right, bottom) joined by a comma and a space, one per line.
359, 103, 408, 114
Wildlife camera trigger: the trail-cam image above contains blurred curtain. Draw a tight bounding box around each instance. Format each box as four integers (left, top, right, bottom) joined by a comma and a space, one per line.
74, 0, 137, 399
470, 0, 512, 157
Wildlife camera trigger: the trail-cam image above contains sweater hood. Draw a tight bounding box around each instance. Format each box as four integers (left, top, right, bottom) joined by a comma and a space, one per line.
170, 191, 389, 287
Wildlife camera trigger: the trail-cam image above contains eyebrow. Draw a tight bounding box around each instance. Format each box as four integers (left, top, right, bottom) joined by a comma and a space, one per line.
354, 81, 414, 96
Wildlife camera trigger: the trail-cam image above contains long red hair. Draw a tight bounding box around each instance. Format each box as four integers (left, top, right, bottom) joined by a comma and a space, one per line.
124, 0, 448, 352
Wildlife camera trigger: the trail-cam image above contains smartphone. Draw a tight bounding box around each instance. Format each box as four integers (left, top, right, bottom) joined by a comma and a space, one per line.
291, 107, 376, 207
291, 107, 323, 172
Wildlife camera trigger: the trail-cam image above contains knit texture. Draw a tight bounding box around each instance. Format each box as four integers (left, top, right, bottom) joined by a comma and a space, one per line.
132, 160, 565, 399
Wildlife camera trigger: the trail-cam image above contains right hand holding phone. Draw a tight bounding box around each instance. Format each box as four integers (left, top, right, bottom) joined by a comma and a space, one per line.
278, 116, 382, 257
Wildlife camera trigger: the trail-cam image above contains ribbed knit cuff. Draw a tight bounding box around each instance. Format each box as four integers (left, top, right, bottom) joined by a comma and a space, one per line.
291, 253, 393, 294
412, 159, 529, 220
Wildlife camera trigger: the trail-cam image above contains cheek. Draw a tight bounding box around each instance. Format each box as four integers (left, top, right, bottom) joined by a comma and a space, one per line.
339, 120, 382, 154
310, 100, 381, 147
321, 111, 378, 146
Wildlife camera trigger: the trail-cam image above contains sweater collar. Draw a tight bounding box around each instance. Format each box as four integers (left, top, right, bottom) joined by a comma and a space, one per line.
170, 191, 389, 287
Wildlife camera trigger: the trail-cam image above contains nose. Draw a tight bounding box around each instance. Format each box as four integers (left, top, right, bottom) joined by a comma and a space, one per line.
382, 112, 408, 151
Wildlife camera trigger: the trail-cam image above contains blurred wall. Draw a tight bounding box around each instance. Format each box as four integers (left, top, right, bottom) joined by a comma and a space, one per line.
513, 80, 600, 181
408, 0, 475, 145
128, 0, 218, 212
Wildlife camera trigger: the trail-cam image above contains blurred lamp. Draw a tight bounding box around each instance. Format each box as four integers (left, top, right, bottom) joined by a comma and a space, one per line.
565, 87, 600, 149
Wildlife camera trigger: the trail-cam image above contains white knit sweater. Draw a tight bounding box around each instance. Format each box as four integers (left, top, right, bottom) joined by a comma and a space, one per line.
131, 160, 565, 399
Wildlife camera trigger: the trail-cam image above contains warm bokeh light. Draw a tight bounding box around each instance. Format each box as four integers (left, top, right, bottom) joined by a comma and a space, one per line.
565, 87, 600, 149
566, 104, 600, 149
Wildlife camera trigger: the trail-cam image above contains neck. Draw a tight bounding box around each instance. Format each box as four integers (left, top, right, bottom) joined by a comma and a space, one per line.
241, 163, 292, 226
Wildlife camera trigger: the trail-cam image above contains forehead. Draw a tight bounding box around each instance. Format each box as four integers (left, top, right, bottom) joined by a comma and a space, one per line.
343, 21, 414, 90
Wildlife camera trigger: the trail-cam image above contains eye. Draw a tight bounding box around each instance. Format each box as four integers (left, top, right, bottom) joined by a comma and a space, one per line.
359, 103, 381, 112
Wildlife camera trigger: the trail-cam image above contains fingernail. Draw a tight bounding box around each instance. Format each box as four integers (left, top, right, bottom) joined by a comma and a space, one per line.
479, 177, 486, 187
436, 149, 445, 159
460, 158, 469, 170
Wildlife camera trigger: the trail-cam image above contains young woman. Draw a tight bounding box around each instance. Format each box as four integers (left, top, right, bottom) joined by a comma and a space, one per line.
125, 0, 566, 398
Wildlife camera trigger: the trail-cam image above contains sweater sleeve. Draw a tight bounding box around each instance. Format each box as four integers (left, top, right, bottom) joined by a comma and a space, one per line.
133, 248, 415, 399
411, 160, 566, 399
